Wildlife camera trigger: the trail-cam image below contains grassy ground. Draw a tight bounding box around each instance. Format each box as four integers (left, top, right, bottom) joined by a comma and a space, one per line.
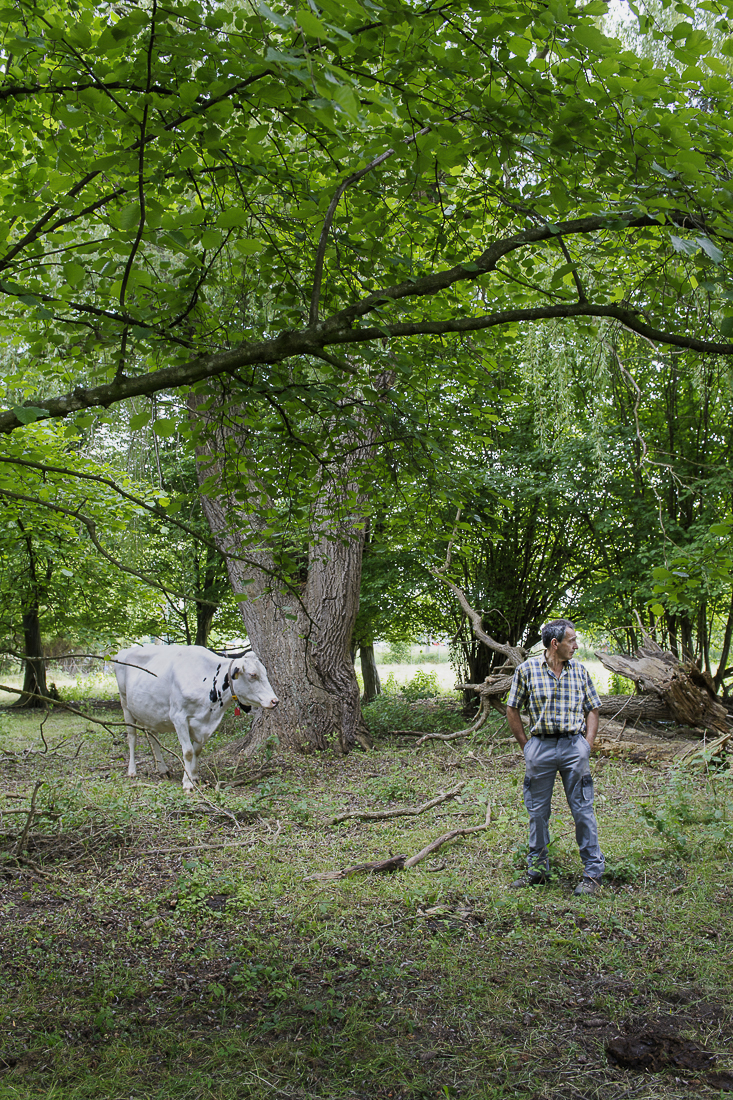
0, 693, 731, 1100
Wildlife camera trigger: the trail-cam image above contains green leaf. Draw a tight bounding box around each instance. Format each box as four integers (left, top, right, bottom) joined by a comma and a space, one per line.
63, 262, 85, 286
237, 239, 266, 255
129, 412, 151, 430
670, 235, 697, 256
153, 418, 177, 439
216, 209, 249, 229
111, 204, 141, 231
331, 84, 359, 120
297, 9, 328, 36
257, 2, 293, 29
13, 405, 49, 424
696, 236, 724, 264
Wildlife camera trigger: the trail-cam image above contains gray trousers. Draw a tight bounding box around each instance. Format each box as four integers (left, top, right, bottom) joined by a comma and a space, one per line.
522, 733, 604, 880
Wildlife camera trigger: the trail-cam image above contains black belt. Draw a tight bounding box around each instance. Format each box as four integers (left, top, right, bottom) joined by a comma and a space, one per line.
532, 731, 578, 739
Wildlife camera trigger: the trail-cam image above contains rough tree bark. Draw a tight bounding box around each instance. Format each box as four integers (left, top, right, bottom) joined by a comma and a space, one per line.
13, 522, 50, 709
360, 642, 381, 704
194, 544, 224, 648
193, 396, 374, 756
14, 606, 49, 709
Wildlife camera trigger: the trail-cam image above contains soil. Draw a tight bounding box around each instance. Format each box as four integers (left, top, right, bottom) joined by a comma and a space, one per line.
605, 1021, 716, 1071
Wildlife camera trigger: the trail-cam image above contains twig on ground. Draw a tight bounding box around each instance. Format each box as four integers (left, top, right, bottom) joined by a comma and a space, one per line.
405, 801, 492, 868
12, 781, 43, 860
304, 854, 408, 882
304, 802, 492, 882
328, 783, 465, 825
194, 786, 242, 829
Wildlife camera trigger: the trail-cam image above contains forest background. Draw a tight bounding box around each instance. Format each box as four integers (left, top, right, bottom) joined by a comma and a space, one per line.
2, 0, 733, 747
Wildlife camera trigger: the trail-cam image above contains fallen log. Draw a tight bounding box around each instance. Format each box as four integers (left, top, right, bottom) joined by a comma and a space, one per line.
597, 694, 672, 721
596, 630, 730, 734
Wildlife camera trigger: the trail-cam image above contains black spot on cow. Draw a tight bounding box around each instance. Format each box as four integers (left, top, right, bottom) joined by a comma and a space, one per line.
209, 686, 218, 703
222, 673, 230, 692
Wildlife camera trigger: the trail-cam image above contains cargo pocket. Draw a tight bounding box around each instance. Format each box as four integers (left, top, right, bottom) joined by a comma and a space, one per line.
581, 774, 594, 803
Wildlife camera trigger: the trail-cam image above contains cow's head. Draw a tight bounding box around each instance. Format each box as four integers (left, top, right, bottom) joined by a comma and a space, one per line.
231, 653, 279, 709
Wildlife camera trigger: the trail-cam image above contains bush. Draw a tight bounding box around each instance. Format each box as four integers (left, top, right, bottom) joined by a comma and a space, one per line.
381, 641, 412, 664
609, 672, 636, 695
400, 669, 440, 700
363, 686, 465, 737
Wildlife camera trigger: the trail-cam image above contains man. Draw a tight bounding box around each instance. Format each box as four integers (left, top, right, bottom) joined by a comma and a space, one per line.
506, 619, 604, 896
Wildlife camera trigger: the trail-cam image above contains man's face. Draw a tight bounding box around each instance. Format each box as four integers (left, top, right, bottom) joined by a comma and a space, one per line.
555, 628, 578, 662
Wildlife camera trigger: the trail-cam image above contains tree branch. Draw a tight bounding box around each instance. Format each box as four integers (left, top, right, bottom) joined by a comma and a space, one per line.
328, 782, 465, 824
2, 214, 732, 435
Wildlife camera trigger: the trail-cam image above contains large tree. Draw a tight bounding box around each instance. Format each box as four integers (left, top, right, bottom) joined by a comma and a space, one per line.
3, 0, 733, 746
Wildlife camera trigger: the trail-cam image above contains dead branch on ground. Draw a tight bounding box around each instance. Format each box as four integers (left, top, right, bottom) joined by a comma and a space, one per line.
12, 781, 43, 860
304, 802, 492, 882
328, 783, 465, 825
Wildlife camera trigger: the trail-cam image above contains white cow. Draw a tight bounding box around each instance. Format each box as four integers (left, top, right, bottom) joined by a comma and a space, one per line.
114, 644, 279, 789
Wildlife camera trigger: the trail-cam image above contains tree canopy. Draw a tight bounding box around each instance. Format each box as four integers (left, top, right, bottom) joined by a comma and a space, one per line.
2, 0, 733, 440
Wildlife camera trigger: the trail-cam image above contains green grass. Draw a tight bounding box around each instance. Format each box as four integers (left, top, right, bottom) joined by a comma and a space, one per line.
0, 697, 731, 1099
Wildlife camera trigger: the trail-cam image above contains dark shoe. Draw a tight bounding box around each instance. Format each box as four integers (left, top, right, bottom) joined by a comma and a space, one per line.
573, 876, 601, 896
509, 872, 548, 889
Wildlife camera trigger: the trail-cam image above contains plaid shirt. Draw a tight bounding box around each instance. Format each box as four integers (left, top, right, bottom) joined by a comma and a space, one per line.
506, 655, 601, 737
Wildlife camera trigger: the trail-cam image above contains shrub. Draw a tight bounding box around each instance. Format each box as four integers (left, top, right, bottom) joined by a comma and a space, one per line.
381, 641, 412, 664
400, 669, 440, 700
609, 672, 636, 695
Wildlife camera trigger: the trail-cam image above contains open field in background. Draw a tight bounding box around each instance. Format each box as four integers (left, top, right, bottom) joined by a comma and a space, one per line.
0, 671, 120, 708
0, 694, 732, 1100
368, 659, 614, 695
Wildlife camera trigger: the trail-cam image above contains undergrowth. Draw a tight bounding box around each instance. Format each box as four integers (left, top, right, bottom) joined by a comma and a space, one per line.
362, 670, 466, 737
0, 705, 731, 1100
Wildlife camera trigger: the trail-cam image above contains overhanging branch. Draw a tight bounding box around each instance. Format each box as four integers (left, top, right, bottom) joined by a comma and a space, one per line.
2, 214, 731, 435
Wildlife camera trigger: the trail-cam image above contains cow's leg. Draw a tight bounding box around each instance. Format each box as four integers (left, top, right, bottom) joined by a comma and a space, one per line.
123, 706, 138, 778
147, 732, 170, 777
171, 712, 198, 790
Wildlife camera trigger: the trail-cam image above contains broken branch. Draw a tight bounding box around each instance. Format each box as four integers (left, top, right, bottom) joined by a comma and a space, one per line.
304, 803, 492, 882
328, 783, 465, 825
12, 781, 43, 860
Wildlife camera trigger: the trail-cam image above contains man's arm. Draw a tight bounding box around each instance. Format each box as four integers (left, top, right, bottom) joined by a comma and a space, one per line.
507, 705, 528, 750
585, 707, 599, 749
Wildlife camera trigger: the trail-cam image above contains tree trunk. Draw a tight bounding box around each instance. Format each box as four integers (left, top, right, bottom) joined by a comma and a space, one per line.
360, 642, 381, 704
193, 397, 374, 756
194, 544, 225, 648
714, 589, 733, 692
14, 606, 48, 708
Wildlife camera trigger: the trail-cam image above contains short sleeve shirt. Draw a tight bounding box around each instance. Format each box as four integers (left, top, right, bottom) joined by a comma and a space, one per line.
506, 655, 601, 737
